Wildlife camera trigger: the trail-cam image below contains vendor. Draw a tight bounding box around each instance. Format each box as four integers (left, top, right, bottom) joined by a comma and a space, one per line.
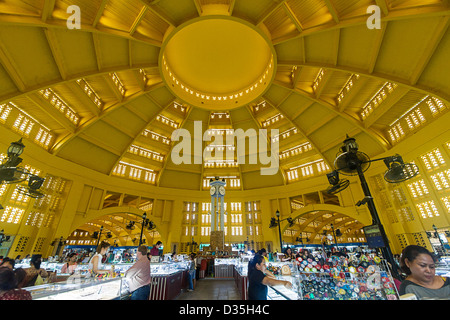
150, 241, 162, 256
88, 241, 112, 276
281, 247, 295, 262
247, 254, 292, 300
399, 245, 450, 299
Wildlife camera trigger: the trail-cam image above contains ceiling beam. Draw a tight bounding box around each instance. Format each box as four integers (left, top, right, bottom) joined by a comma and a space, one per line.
129, 6, 149, 36
409, 16, 450, 85
282, 2, 303, 33
92, 32, 103, 71
0, 62, 158, 107
92, 0, 108, 28
65, 81, 101, 116
272, 5, 449, 45
44, 28, 68, 80
263, 96, 332, 169
52, 85, 164, 155
271, 80, 390, 153
41, 0, 56, 23
375, 0, 389, 16
256, 0, 287, 26
26, 93, 77, 133
0, 42, 26, 92
363, 86, 410, 128
323, 0, 340, 24
277, 60, 450, 108
367, 21, 388, 74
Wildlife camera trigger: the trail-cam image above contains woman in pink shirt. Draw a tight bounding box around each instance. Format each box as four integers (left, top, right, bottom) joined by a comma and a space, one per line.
61, 253, 78, 274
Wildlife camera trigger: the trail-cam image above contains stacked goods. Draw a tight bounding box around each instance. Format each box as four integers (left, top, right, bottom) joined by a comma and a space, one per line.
297, 253, 398, 300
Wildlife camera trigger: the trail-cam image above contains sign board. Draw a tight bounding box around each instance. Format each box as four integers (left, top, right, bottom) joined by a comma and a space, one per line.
363, 224, 386, 248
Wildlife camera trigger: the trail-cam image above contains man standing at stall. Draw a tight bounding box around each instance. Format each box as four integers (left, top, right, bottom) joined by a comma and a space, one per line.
150, 241, 162, 257
124, 245, 151, 300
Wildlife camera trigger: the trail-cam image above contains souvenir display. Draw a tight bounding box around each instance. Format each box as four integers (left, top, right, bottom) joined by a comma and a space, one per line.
297, 252, 399, 300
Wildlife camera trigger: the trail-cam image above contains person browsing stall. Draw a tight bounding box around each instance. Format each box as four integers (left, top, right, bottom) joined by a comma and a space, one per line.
399, 245, 450, 299
247, 254, 292, 300
124, 245, 151, 300
61, 253, 78, 274
23, 254, 48, 287
88, 241, 112, 276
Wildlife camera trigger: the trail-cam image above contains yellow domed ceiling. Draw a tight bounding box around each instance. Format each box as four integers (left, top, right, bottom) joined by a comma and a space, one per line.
0, 0, 449, 193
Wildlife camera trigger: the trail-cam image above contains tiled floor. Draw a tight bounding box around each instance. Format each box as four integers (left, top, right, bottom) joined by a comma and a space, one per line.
175, 278, 242, 300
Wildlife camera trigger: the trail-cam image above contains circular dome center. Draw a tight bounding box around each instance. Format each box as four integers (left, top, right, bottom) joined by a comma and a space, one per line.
161, 17, 274, 109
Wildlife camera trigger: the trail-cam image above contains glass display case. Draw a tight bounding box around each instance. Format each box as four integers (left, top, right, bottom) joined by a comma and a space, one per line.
436, 256, 450, 277
296, 254, 399, 300
268, 275, 300, 300
214, 258, 239, 278
233, 260, 300, 300
24, 277, 127, 300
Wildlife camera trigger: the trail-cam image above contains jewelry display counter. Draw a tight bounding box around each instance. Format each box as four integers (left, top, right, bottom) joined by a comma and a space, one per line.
21, 260, 189, 300
24, 277, 127, 300
214, 258, 239, 278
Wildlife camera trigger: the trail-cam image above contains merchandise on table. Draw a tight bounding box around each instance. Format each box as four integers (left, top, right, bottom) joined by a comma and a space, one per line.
297, 253, 399, 300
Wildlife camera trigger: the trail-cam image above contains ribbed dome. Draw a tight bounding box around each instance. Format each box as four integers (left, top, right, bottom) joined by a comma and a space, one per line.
1, 0, 448, 192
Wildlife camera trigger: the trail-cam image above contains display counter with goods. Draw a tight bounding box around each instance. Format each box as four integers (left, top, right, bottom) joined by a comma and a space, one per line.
24, 277, 127, 300
436, 256, 450, 277
102, 261, 190, 300
233, 260, 300, 300
21, 260, 190, 300
214, 258, 239, 278
296, 252, 399, 300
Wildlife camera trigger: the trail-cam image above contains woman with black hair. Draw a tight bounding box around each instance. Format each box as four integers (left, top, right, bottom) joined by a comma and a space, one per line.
247, 254, 292, 300
281, 247, 295, 262
61, 252, 78, 274
399, 245, 450, 299
23, 254, 48, 287
88, 241, 112, 276
0, 267, 32, 300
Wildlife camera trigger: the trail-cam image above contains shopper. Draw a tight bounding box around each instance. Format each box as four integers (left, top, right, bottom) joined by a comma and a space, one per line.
124, 245, 151, 300
399, 245, 450, 299
247, 254, 292, 300
14, 268, 28, 289
150, 241, 162, 256
0, 267, 32, 300
256, 248, 269, 263
187, 253, 196, 292
61, 252, 78, 274
23, 254, 48, 287
88, 241, 112, 276
0, 257, 15, 269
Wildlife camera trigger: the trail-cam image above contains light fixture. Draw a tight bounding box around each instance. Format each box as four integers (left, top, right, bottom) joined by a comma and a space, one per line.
383, 155, 419, 183
126, 221, 136, 230
0, 139, 45, 198
270, 210, 295, 251
326, 171, 350, 194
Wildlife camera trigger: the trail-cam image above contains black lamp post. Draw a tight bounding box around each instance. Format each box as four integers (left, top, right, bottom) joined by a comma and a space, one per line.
276, 210, 283, 251
330, 223, 339, 250
327, 136, 420, 279
96, 226, 103, 247
269, 210, 296, 252
139, 212, 147, 246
